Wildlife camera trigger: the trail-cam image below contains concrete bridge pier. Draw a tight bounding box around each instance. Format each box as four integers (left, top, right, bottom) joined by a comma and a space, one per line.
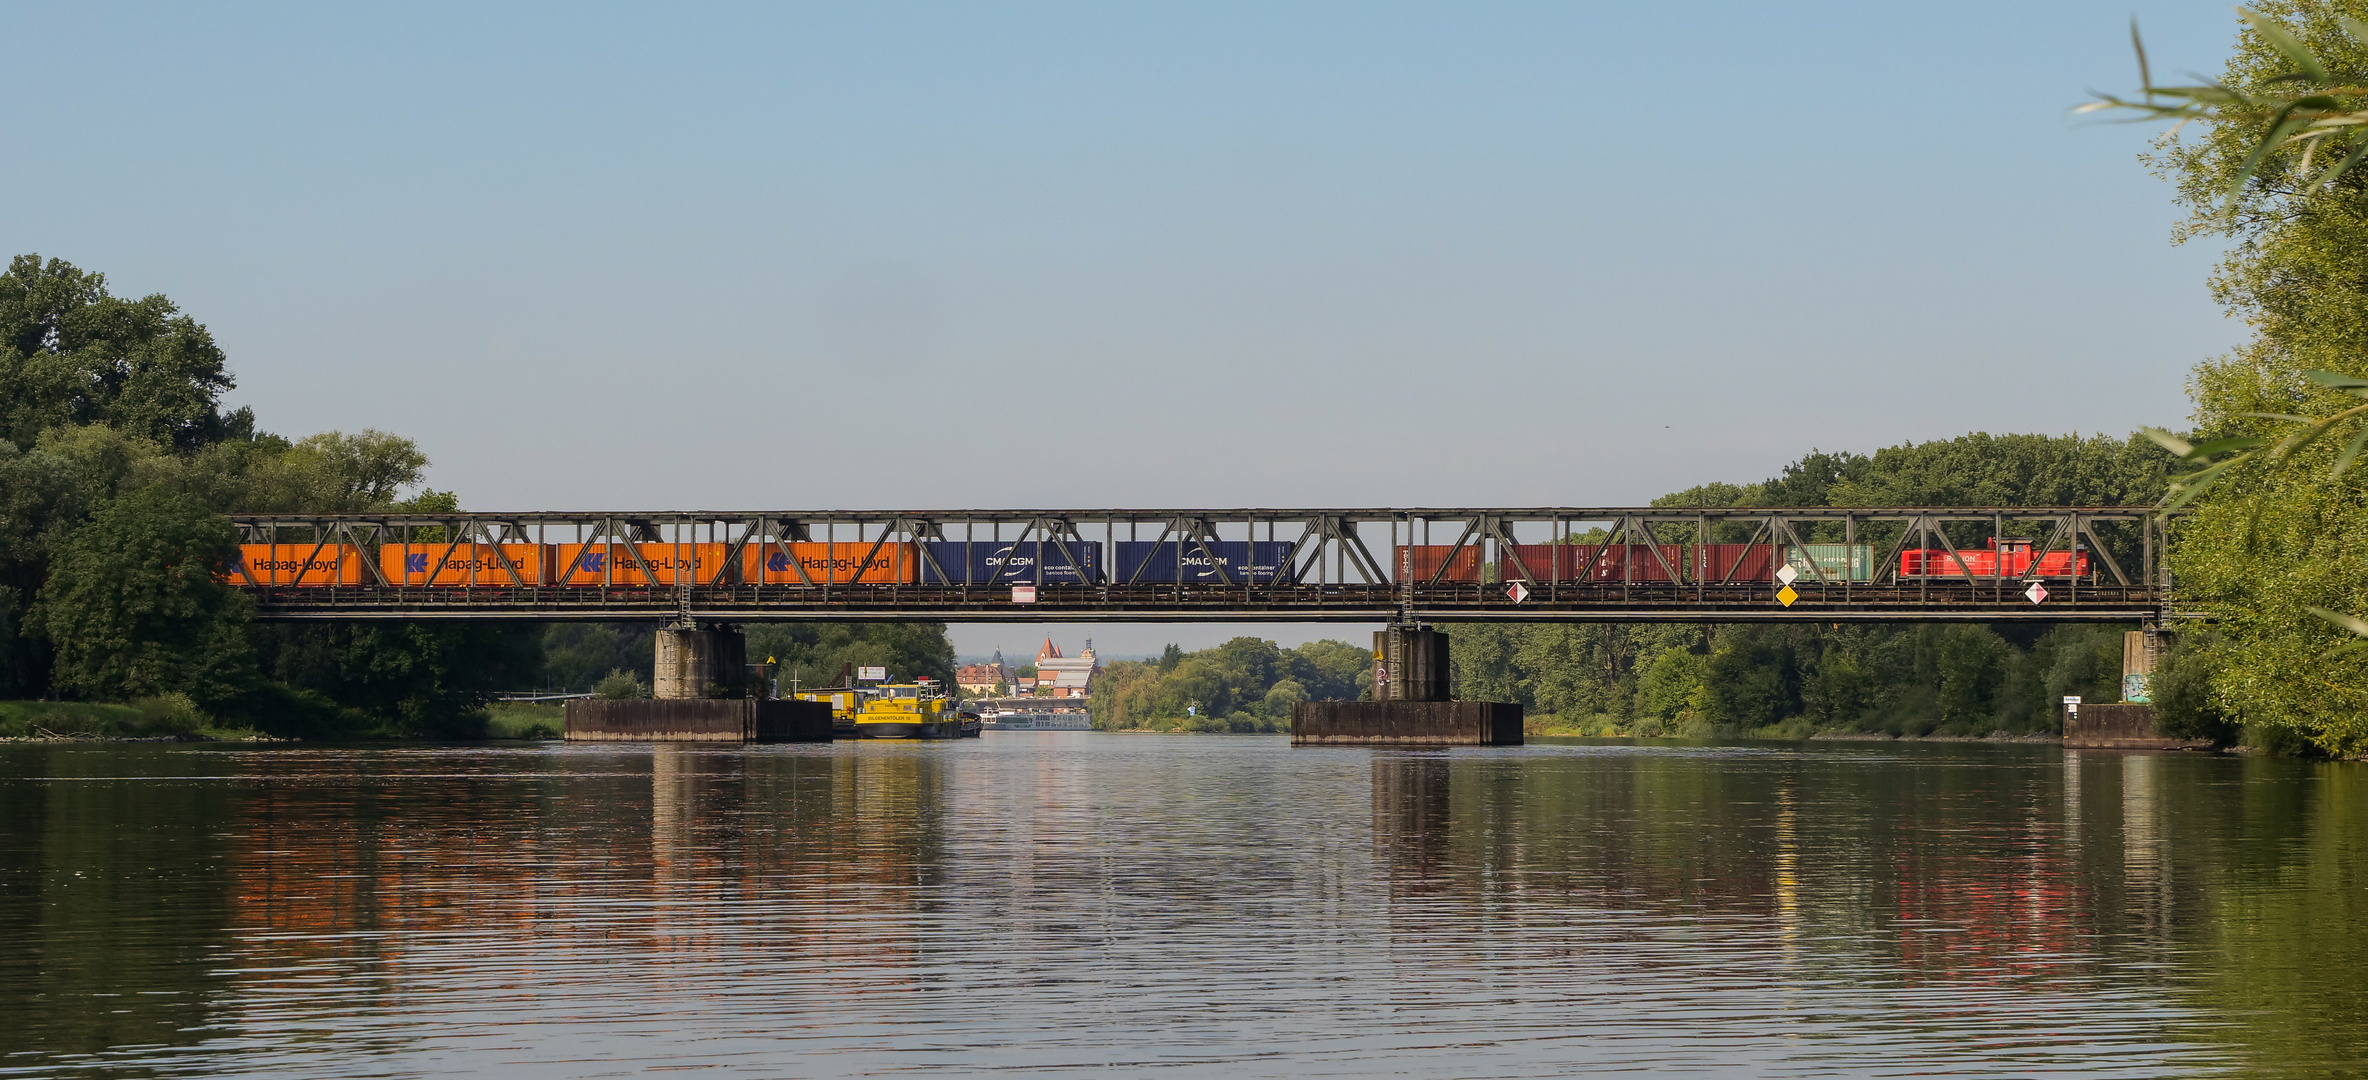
1291, 625, 1520, 746
565, 622, 830, 741
654, 623, 748, 699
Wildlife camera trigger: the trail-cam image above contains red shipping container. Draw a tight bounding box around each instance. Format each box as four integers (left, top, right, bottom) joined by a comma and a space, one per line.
551, 543, 734, 586
1587, 543, 1682, 583
379, 544, 551, 586
230, 544, 370, 587
1497, 544, 1582, 583
1693, 544, 1778, 584
1394, 545, 1483, 584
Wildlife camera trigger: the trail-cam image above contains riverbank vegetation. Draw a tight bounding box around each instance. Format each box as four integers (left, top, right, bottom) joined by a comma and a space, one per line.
0, 252, 959, 741
1446, 434, 2168, 740
2080, 1, 2368, 757
1091, 638, 1368, 732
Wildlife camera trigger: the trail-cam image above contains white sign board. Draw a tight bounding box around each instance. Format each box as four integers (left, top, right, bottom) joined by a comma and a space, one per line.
1011, 585, 1037, 604
857, 666, 887, 682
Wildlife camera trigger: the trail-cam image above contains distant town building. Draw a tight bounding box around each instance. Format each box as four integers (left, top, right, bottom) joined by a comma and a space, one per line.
956, 648, 1011, 694
1034, 637, 1099, 699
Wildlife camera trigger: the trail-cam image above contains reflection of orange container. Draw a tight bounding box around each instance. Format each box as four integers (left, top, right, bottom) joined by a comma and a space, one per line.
744, 542, 916, 585
379, 544, 551, 586
552, 543, 735, 586
232, 544, 371, 586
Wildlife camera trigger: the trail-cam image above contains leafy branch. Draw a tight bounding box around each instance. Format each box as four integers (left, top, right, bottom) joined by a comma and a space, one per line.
2089, 9, 2368, 654
2140, 371, 2368, 652
2080, 9, 2368, 213
2140, 370, 2368, 510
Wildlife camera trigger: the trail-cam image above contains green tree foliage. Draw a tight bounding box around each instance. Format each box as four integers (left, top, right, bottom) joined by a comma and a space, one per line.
2117, 2, 2368, 754
1453, 435, 2161, 738
593, 669, 647, 699
541, 624, 655, 693
0, 255, 250, 452
2152, 634, 2241, 744
29, 487, 257, 708
246, 622, 542, 739
1093, 637, 1368, 733
744, 622, 956, 690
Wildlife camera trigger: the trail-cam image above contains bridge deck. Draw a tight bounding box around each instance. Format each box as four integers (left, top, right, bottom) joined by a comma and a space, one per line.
242, 582, 2164, 622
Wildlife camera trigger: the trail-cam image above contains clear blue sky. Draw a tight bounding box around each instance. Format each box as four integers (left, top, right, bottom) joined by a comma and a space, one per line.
11, 2, 2246, 655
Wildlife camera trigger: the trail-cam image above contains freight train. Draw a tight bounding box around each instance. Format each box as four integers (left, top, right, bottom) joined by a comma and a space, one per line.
1400, 539, 2089, 584
224, 539, 1293, 587
225, 536, 2090, 587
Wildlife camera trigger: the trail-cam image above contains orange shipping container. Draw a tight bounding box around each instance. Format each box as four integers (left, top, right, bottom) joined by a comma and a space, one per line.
551, 543, 735, 586
231, 544, 371, 587
380, 544, 552, 586
744, 542, 917, 585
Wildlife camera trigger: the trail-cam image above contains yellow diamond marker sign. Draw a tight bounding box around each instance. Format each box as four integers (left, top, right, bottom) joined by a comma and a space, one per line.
1775, 584, 1799, 607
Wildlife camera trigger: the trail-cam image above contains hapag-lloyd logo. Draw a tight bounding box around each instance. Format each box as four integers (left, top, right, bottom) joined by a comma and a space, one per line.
765, 552, 895, 573
571, 550, 709, 576
252, 557, 348, 572
405, 553, 525, 575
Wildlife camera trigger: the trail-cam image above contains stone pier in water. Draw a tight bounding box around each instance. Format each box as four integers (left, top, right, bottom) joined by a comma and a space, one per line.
1290, 625, 1521, 746
564, 624, 832, 742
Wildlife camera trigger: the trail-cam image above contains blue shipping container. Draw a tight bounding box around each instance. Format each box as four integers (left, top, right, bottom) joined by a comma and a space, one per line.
1114, 540, 1297, 584
919, 541, 1102, 585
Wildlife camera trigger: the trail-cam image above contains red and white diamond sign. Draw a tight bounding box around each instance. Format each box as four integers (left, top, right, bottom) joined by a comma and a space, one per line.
1507, 581, 1530, 603
2024, 581, 2049, 604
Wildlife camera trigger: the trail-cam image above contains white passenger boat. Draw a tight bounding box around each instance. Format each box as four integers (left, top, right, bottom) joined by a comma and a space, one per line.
978, 705, 1093, 731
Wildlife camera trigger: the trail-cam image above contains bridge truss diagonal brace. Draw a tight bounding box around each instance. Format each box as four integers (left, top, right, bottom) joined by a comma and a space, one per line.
1298, 515, 1385, 586
1764, 516, 1829, 586
1483, 516, 1540, 587
1032, 516, 1093, 587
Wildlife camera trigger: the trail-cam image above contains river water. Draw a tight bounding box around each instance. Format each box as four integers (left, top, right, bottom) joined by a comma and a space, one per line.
1, 735, 2363, 1078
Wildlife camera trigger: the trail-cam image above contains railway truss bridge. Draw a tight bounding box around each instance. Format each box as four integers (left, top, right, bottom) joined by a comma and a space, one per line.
228, 507, 2174, 624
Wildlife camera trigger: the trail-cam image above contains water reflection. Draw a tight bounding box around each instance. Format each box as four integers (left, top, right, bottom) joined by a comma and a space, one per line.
2, 738, 2366, 1076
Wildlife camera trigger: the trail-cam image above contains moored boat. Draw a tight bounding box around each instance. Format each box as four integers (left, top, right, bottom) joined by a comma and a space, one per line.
851, 681, 963, 739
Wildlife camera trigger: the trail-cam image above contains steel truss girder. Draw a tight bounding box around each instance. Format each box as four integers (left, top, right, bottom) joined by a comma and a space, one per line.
224, 507, 2173, 624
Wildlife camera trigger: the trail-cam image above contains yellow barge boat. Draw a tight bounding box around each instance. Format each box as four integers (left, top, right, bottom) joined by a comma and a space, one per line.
851, 681, 972, 739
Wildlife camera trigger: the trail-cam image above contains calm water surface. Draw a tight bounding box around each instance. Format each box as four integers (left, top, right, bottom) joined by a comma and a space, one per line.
1, 734, 2363, 1077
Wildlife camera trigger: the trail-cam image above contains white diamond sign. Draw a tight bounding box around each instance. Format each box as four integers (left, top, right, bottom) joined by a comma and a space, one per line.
1775, 564, 1799, 586
2025, 581, 2049, 604
1507, 581, 1530, 603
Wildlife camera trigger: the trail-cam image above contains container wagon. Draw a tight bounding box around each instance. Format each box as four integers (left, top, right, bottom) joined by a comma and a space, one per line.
919, 541, 1100, 585
742, 542, 916, 585
1115, 540, 1294, 583
1491, 543, 1682, 583
231, 544, 372, 586
380, 543, 554, 586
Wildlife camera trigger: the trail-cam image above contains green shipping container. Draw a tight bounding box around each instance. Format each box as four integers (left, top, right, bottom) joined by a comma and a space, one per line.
1783, 544, 1872, 583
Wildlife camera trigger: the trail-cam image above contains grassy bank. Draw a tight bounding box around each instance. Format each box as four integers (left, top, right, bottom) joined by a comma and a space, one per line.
1523, 711, 2064, 742
485, 702, 565, 739
0, 697, 263, 741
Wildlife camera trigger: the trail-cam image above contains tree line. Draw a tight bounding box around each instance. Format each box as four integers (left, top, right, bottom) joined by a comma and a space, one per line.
1091, 637, 1369, 732
1447, 433, 2172, 739
0, 253, 954, 738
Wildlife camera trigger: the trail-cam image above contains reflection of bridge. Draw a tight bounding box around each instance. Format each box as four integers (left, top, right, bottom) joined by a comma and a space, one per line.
228, 506, 2170, 623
